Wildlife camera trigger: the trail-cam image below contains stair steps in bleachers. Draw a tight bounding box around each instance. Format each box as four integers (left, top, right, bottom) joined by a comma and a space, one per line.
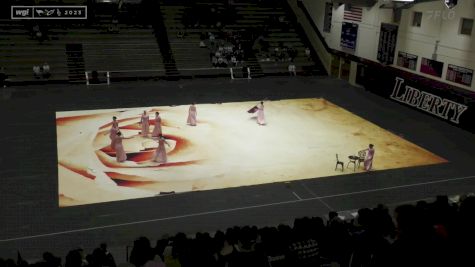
65, 44, 86, 83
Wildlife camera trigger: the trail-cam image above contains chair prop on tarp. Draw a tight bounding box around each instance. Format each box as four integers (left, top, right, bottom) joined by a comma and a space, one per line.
347, 155, 358, 171
357, 150, 367, 169
335, 154, 344, 171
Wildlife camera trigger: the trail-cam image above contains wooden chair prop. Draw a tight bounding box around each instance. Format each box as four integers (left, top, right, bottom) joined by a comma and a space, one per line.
357, 150, 367, 169
347, 154, 359, 171
335, 154, 344, 171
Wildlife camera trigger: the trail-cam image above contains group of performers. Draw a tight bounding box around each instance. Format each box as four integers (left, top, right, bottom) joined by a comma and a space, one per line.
108, 103, 199, 164
108, 101, 266, 163
106, 102, 375, 171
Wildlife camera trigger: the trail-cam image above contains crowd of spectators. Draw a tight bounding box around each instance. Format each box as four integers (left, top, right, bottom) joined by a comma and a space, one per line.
2, 194, 474, 267
0, 244, 116, 267
202, 31, 245, 68
119, 194, 475, 267
256, 40, 298, 63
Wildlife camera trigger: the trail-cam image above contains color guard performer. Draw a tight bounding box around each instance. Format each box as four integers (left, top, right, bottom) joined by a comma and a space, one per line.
257, 101, 266, 125
153, 134, 171, 164
109, 116, 119, 150
152, 112, 162, 137
364, 144, 375, 171
140, 111, 150, 137
187, 103, 197, 126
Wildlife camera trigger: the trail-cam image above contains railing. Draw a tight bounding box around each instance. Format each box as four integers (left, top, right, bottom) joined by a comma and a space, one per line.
286, 0, 332, 75
85, 67, 251, 85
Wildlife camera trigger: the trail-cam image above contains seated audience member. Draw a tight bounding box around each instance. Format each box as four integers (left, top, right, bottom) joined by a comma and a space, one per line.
176, 29, 184, 39
305, 47, 311, 60
385, 204, 450, 267
42, 252, 62, 267
287, 217, 320, 267
90, 71, 100, 84
92, 243, 116, 267
209, 32, 215, 46
143, 252, 165, 267
130, 237, 154, 267
65, 249, 86, 267
33, 65, 41, 78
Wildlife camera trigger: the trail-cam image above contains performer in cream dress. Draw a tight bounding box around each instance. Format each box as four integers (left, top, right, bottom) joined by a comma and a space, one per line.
114, 131, 129, 162
364, 144, 375, 171
257, 101, 266, 125
152, 112, 162, 137
140, 111, 150, 137
153, 134, 170, 164
109, 116, 119, 150
187, 103, 197, 126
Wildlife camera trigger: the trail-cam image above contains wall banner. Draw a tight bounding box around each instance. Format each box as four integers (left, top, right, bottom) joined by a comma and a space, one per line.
340, 22, 358, 50
377, 23, 398, 65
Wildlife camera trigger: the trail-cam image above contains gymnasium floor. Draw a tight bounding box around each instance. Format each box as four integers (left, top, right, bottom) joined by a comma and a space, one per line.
1, 76, 474, 260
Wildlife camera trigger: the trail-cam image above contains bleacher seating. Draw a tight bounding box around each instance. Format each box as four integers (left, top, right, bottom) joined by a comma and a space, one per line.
0, 19, 69, 82
0, 19, 164, 83
159, 0, 324, 77
52, 21, 164, 78
161, 5, 216, 70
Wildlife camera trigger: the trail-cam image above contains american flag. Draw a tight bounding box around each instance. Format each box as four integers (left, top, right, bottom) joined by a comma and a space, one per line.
344, 5, 363, 22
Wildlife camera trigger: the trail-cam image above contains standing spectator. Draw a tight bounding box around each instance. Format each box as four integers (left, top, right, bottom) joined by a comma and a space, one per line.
231, 55, 237, 67
0, 67, 6, 87
305, 47, 311, 61
241, 65, 248, 78
42, 62, 50, 79
288, 62, 296, 76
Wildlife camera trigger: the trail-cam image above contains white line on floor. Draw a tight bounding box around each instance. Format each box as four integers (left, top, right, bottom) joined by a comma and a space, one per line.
1, 174, 474, 242
300, 181, 334, 211
292, 191, 302, 200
